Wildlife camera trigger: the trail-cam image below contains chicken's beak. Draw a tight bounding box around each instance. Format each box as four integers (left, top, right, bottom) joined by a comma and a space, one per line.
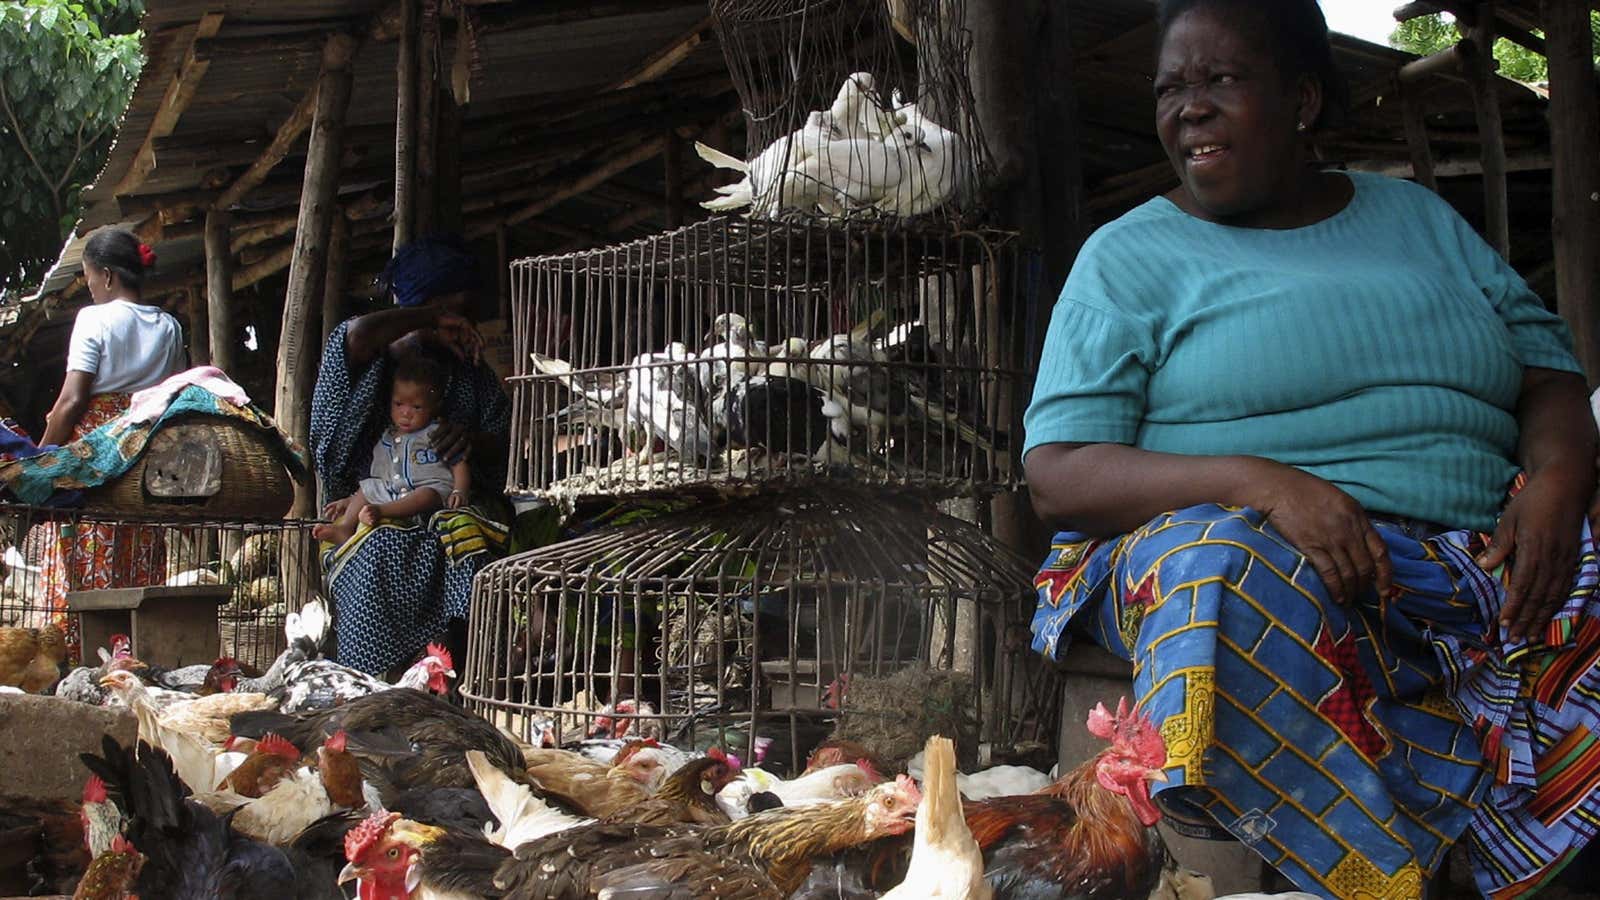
336, 862, 360, 885
405, 863, 423, 894
1147, 769, 1169, 784
445, 669, 456, 679
97, 675, 118, 688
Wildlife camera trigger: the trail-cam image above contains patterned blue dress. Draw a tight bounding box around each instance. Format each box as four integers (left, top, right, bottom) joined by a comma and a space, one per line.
310, 319, 510, 674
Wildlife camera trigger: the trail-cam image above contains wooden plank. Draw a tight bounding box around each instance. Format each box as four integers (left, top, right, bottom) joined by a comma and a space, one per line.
1398, 80, 1439, 192
112, 14, 224, 197
1543, 0, 1600, 383
415, 1, 441, 235
232, 244, 293, 291
212, 87, 318, 212
608, 15, 713, 91
394, 0, 419, 251
1463, 12, 1510, 258
322, 210, 350, 349
204, 209, 234, 373
277, 31, 359, 520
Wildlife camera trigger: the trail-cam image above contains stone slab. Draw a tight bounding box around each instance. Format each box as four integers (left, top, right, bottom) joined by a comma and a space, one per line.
0, 693, 136, 804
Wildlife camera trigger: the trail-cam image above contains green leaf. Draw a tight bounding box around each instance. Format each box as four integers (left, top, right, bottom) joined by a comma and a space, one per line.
37, 5, 58, 30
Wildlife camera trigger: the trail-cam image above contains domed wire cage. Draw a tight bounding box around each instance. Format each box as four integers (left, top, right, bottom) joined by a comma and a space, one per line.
704, 0, 994, 221
462, 489, 1057, 771
508, 217, 1033, 503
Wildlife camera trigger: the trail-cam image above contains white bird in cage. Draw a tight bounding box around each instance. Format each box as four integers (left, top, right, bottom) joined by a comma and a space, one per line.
828, 71, 899, 142
625, 348, 714, 463
696, 111, 837, 215
788, 131, 915, 215
875, 89, 970, 216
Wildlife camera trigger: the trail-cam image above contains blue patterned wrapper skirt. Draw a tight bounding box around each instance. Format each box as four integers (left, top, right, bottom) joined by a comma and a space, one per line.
1032, 502, 1600, 899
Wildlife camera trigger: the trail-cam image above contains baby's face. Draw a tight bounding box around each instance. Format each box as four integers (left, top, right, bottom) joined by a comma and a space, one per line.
390, 380, 440, 434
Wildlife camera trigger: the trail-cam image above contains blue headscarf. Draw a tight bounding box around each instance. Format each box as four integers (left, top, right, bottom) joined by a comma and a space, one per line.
383, 234, 483, 308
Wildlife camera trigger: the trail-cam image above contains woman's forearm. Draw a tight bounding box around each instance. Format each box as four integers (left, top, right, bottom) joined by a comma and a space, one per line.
40, 371, 95, 447
344, 306, 443, 367
1515, 367, 1597, 482
1025, 442, 1272, 536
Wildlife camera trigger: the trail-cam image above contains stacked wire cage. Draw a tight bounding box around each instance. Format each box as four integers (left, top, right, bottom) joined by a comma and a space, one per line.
0, 502, 318, 669
466, 0, 1058, 771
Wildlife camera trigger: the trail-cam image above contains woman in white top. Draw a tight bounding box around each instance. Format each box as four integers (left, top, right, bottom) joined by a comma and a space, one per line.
40, 227, 185, 446
34, 226, 185, 662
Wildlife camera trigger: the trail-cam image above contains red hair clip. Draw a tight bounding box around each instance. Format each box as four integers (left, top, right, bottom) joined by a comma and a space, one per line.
137, 243, 157, 268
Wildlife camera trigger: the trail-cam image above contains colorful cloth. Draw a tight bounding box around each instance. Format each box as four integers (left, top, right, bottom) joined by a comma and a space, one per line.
1032, 502, 1600, 899
311, 319, 511, 675
0, 385, 304, 505
126, 365, 250, 424
28, 393, 167, 662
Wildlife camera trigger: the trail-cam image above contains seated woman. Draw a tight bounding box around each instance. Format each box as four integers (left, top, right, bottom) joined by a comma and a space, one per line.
1024, 2, 1600, 896
311, 235, 510, 677
36, 228, 185, 655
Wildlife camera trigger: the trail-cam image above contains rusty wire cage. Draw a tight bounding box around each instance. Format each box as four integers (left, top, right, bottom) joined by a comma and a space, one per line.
509, 217, 1032, 503
705, 0, 993, 221
463, 489, 1057, 772
0, 502, 318, 670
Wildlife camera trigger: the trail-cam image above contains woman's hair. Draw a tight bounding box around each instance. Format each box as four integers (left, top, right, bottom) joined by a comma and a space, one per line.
81, 227, 155, 290
1156, 0, 1350, 130
393, 355, 449, 399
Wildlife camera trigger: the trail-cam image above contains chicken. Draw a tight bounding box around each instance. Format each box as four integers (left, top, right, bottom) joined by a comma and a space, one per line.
316, 729, 367, 809
502, 774, 924, 899
141, 655, 262, 694
906, 752, 1052, 801
191, 731, 369, 846
880, 735, 990, 899
520, 740, 674, 821
0, 792, 89, 895
965, 697, 1171, 899
0, 623, 67, 692
216, 733, 301, 797
719, 763, 882, 818
78, 736, 299, 899
467, 749, 587, 849
229, 687, 529, 793
80, 775, 124, 858
339, 811, 511, 899
600, 749, 742, 825
71, 833, 143, 900
569, 735, 694, 777
55, 647, 142, 706
100, 668, 277, 745
805, 738, 892, 779
98, 668, 244, 794
279, 641, 455, 713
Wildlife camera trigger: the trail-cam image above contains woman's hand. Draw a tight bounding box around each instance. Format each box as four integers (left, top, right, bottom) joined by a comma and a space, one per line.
1476, 464, 1590, 643
1244, 460, 1393, 606
322, 496, 353, 521
431, 421, 473, 465
431, 313, 484, 365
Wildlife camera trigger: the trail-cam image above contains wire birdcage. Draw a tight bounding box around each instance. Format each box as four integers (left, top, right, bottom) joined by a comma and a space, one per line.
704, 0, 993, 221
508, 217, 1031, 503
0, 502, 319, 670
462, 488, 1055, 772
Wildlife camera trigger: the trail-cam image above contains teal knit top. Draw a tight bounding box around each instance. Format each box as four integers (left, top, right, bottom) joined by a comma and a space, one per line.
1023, 172, 1582, 532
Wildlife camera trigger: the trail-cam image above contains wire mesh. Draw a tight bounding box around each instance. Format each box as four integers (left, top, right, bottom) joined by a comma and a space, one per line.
462, 488, 1057, 772
0, 502, 319, 670
508, 217, 1031, 503
705, 0, 992, 221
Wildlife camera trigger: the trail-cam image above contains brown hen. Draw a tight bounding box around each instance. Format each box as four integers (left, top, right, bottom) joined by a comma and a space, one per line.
0, 624, 68, 692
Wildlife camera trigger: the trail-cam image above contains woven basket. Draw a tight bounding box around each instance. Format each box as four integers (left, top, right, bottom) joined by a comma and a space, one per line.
91, 415, 295, 519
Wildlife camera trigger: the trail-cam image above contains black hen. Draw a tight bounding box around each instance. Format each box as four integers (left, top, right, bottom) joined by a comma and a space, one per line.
78, 735, 296, 900
228, 688, 529, 791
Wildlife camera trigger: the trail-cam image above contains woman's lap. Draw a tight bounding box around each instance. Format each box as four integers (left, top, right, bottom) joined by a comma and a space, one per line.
1033, 503, 1600, 899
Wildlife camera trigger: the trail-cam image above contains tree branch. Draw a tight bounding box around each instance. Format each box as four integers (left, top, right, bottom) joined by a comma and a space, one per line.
0, 78, 62, 209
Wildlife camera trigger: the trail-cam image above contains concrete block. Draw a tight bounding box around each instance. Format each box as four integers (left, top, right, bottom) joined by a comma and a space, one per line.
0, 694, 136, 804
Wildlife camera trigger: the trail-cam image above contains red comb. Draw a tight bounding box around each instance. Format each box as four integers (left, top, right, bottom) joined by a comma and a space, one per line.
257, 733, 301, 761
425, 642, 453, 669
1087, 696, 1168, 767
110, 833, 136, 855
82, 775, 107, 804
707, 746, 726, 761
894, 773, 923, 803
324, 730, 348, 753
344, 811, 399, 862
855, 758, 884, 782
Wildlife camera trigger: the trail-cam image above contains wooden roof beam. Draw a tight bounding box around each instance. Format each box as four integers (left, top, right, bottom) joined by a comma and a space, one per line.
111, 13, 224, 197
211, 70, 322, 212
608, 15, 714, 91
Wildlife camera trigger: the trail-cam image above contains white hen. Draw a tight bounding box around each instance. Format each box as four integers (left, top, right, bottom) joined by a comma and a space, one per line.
880, 735, 991, 899
465, 749, 588, 849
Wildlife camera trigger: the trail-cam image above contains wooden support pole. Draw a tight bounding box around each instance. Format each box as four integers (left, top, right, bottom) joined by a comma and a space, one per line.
664, 130, 684, 228
113, 14, 224, 197
394, 0, 419, 252
1462, 14, 1510, 259
322, 210, 350, 349
436, 90, 463, 234
277, 31, 358, 518
203, 209, 233, 372
415, 3, 441, 236
186, 282, 211, 367
1398, 81, 1439, 193
1543, 0, 1600, 383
